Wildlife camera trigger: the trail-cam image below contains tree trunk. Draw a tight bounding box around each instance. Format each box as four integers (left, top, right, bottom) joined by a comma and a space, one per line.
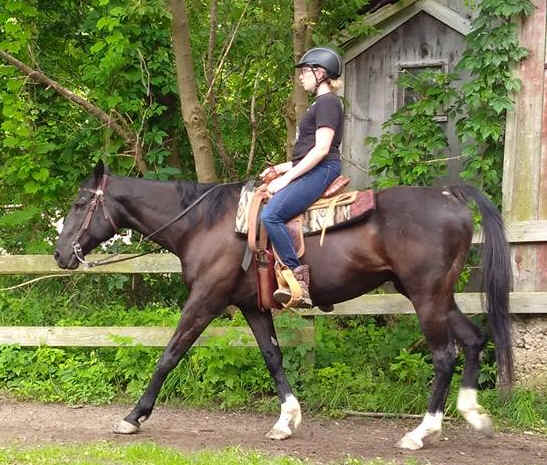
286, 0, 321, 160
293, 0, 309, 121
169, 0, 218, 183
205, 0, 235, 178
305, 0, 321, 50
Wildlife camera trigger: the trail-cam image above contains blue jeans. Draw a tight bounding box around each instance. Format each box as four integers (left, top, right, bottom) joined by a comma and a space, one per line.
261, 159, 341, 269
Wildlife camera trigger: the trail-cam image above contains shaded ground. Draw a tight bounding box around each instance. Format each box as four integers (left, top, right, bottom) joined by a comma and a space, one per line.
0, 400, 545, 464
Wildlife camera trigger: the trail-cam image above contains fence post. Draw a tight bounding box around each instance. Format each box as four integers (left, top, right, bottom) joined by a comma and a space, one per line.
502, 0, 547, 389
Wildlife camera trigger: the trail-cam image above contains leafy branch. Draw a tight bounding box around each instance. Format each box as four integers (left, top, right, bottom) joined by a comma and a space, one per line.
455, 0, 534, 206
0, 49, 148, 175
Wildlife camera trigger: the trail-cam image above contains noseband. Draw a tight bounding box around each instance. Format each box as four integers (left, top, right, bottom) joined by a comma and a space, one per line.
72, 174, 118, 265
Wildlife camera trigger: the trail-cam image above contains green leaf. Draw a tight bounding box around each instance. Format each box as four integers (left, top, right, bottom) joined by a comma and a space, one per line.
23, 180, 40, 194
35, 142, 57, 154
90, 41, 106, 54
32, 168, 50, 182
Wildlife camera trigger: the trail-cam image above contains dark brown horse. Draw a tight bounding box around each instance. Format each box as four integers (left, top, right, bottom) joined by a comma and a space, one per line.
54, 162, 512, 450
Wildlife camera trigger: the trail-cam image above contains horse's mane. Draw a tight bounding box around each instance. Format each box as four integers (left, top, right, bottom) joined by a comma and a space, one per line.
175, 181, 243, 228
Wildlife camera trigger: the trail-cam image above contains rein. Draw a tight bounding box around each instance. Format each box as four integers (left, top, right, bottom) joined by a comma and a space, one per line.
73, 177, 235, 268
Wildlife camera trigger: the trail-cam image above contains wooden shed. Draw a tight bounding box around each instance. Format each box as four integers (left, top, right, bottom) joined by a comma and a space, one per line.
340, 0, 473, 188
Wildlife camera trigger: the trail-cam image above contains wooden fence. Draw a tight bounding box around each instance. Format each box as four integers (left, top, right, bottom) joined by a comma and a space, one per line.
1, 254, 546, 351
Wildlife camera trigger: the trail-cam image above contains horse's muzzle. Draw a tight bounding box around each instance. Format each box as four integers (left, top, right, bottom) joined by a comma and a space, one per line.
54, 249, 80, 270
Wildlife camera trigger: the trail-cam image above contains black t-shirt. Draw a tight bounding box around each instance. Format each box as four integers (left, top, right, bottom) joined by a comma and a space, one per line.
292, 92, 343, 164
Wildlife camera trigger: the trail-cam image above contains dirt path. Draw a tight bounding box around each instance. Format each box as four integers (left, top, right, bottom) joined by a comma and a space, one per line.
0, 400, 545, 464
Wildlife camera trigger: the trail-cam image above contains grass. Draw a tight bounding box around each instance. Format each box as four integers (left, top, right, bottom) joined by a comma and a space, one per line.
0, 443, 424, 465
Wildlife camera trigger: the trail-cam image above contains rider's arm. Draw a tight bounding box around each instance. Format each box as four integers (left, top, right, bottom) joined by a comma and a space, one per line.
265, 127, 334, 194
284, 127, 335, 181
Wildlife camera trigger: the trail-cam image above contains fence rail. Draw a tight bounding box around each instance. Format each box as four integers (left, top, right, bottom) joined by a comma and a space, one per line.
0, 326, 315, 348
2, 255, 546, 315
1, 255, 546, 352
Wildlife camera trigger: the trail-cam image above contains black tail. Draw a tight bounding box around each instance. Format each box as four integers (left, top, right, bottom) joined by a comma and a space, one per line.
450, 185, 513, 390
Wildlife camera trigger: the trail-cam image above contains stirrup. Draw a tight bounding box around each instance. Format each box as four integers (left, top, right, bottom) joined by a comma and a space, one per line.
278, 268, 312, 309
273, 285, 291, 305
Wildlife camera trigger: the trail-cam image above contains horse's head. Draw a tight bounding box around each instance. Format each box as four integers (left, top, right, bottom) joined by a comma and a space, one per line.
54, 161, 119, 269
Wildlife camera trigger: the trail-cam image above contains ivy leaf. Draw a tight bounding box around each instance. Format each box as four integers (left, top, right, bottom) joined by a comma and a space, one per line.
490, 96, 512, 114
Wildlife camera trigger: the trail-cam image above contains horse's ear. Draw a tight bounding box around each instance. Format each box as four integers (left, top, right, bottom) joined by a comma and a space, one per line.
93, 160, 110, 180
94, 160, 104, 180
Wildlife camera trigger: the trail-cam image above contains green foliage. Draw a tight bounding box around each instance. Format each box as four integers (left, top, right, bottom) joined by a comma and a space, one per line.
456, 0, 534, 206
0, 345, 116, 404
390, 349, 433, 385
319, 1, 375, 48
0, 444, 315, 465
368, 71, 456, 188
480, 388, 547, 430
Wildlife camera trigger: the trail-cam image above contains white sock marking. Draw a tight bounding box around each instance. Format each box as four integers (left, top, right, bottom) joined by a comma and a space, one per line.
457, 387, 493, 434
398, 411, 443, 449
267, 394, 301, 439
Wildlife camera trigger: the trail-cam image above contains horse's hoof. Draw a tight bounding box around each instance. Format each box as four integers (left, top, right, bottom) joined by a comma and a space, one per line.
113, 419, 140, 434
397, 434, 423, 450
424, 430, 442, 444
266, 426, 292, 440
476, 414, 494, 438
462, 410, 494, 437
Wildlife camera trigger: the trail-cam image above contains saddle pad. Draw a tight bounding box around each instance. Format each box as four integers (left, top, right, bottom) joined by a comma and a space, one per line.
235, 182, 375, 236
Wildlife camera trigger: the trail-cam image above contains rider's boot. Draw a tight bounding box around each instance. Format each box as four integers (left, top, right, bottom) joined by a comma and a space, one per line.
273, 265, 313, 309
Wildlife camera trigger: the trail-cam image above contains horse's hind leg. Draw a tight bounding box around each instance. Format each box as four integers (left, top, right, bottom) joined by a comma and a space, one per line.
449, 304, 493, 436
398, 295, 458, 450
240, 305, 301, 440
114, 292, 224, 434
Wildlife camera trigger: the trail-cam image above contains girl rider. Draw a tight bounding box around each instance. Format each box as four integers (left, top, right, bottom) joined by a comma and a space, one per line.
260, 47, 344, 308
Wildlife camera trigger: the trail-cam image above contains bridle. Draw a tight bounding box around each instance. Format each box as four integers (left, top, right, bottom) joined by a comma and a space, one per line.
70, 175, 234, 268
72, 174, 118, 266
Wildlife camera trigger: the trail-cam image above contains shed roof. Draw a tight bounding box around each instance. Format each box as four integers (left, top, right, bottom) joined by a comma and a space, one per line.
340, 0, 472, 64
358, 0, 400, 15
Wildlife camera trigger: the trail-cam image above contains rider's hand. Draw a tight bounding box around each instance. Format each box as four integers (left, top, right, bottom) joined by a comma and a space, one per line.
260, 166, 279, 184
267, 174, 291, 194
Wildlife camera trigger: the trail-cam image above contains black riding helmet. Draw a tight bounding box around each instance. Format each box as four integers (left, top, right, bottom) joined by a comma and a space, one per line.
295, 47, 342, 78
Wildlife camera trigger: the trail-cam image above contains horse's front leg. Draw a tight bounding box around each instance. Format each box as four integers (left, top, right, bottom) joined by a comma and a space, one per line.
114, 292, 223, 434
241, 305, 301, 440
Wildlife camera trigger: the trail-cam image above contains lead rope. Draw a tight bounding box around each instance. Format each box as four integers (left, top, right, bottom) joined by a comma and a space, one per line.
0, 274, 71, 291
